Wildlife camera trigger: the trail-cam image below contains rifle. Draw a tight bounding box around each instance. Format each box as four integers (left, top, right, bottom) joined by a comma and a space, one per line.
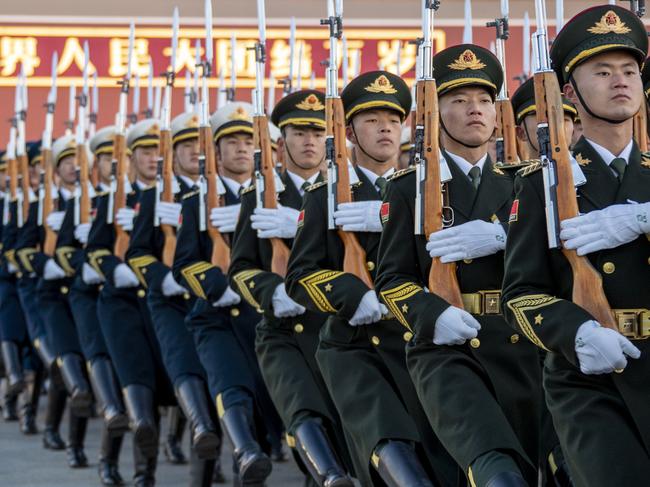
626, 0, 646, 17
321, 0, 373, 288
253, 0, 291, 277
155, 7, 179, 267
532, 0, 615, 329
75, 42, 91, 227
633, 103, 649, 152
413, 0, 463, 308
16, 71, 31, 229
40, 52, 59, 256
199, 0, 231, 272
4, 120, 18, 227
487, 2, 519, 165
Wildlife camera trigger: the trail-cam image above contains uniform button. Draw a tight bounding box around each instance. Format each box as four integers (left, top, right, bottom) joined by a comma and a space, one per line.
366, 261, 375, 271
470, 338, 481, 348
137, 289, 146, 298
199, 273, 205, 281
510, 334, 520, 344
29, 255, 34, 260
602, 262, 615, 274
230, 307, 240, 317
60, 286, 69, 295
647, 257, 650, 265
371, 336, 380, 346
183, 292, 190, 300
403, 331, 413, 342
294, 323, 304, 333
463, 259, 473, 264
142, 268, 147, 274
98, 258, 103, 264
98, 284, 104, 291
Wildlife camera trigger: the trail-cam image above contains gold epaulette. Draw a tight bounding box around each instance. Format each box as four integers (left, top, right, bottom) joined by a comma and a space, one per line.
517, 162, 542, 177
495, 160, 538, 171
388, 166, 416, 181
642, 152, 650, 168
241, 185, 256, 195
182, 189, 200, 200
141, 186, 156, 193
305, 181, 327, 192
93, 191, 109, 198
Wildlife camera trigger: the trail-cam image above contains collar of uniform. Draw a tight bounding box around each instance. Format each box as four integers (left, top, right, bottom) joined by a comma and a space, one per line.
287, 170, 319, 196
221, 176, 251, 196
59, 186, 74, 201
585, 137, 633, 169
178, 174, 197, 190
444, 150, 488, 180
99, 182, 111, 193
136, 180, 150, 191
356, 164, 395, 189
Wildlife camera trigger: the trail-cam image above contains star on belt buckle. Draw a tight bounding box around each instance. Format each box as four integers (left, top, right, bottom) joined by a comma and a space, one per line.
481, 291, 501, 315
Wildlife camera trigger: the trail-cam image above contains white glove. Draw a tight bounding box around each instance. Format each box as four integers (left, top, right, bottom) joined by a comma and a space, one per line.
271, 283, 305, 318
46, 211, 65, 232
210, 205, 241, 233
116, 207, 135, 232
575, 320, 641, 375
161, 271, 187, 297
433, 306, 481, 345
113, 263, 139, 288
250, 205, 301, 239
74, 223, 91, 245
426, 220, 506, 263
156, 201, 182, 228
560, 202, 650, 255
212, 286, 241, 307
333, 201, 383, 233
349, 290, 388, 326
82, 262, 104, 285
43, 259, 66, 280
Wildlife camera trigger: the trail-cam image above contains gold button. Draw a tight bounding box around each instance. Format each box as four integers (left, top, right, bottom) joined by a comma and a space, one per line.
614, 368, 624, 374
137, 289, 146, 298
183, 292, 190, 300
371, 336, 380, 346
60, 286, 69, 295
366, 261, 375, 271
647, 257, 650, 265
29, 255, 34, 260
199, 273, 205, 281
602, 262, 615, 274
470, 338, 481, 348
403, 331, 413, 342
98, 258, 103, 264
294, 323, 304, 333
142, 268, 147, 274
230, 307, 240, 317
98, 284, 104, 291
463, 259, 473, 264
510, 334, 520, 344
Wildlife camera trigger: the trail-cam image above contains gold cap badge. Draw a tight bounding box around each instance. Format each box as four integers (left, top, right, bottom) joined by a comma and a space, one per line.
587, 11, 631, 35
448, 49, 487, 71
185, 115, 199, 128
229, 106, 250, 121
295, 94, 325, 111
146, 124, 160, 135
364, 75, 397, 94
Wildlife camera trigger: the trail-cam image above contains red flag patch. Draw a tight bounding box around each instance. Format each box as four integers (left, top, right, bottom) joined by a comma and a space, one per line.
380, 202, 390, 224
509, 199, 519, 223
297, 210, 305, 228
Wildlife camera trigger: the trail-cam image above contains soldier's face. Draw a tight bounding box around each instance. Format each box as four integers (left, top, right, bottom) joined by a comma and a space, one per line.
57, 155, 77, 186
97, 153, 112, 184
133, 146, 159, 182
29, 162, 41, 189
283, 126, 326, 170
566, 51, 643, 124
174, 138, 200, 177
217, 133, 254, 176
439, 87, 496, 148
347, 109, 402, 163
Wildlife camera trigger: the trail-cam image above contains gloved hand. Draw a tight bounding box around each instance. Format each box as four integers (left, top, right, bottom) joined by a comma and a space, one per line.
560, 202, 650, 255
46, 211, 65, 232
333, 201, 383, 233
161, 271, 187, 297
113, 263, 139, 288
82, 263, 104, 285
74, 222, 91, 244
349, 290, 388, 326
43, 259, 66, 280
271, 283, 305, 318
575, 320, 641, 374
210, 204, 240, 233
250, 205, 301, 239
7, 262, 19, 274
156, 201, 182, 228
433, 306, 481, 345
212, 286, 241, 307
426, 219, 506, 263
116, 207, 136, 232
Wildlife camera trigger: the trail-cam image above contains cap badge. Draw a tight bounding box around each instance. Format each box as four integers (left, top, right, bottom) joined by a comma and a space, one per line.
364, 75, 397, 94
448, 49, 486, 70
229, 106, 250, 121
146, 123, 160, 135
296, 94, 325, 111
587, 11, 631, 35
185, 114, 199, 128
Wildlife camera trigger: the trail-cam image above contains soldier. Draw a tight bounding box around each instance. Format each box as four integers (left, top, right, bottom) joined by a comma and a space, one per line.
85, 118, 176, 487
127, 111, 222, 486
173, 102, 283, 487
228, 89, 355, 487
375, 45, 542, 487
285, 71, 460, 487
502, 5, 650, 486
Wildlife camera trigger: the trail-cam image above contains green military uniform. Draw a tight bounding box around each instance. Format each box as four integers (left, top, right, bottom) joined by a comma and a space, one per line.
501, 5, 650, 487
285, 72, 461, 487
375, 45, 542, 487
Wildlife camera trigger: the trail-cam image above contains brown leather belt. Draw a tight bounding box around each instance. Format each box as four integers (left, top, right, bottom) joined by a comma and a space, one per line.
462, 290, 502, 316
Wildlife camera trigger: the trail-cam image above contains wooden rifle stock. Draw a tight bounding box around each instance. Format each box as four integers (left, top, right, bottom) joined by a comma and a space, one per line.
112, 132, 130, 259
418, 80, 464, 308
159, 129, 177, 267
77, 143, 91, 225
200, 125, 231, 272
327, 97, 374, 288
496, 99, 520, 164
253, 114, 290, 277
41, 148, 57, 255
534, 71, 615, 329
19, 153, 30, 221
8, 157, 17, 200
633, 103, 648, 153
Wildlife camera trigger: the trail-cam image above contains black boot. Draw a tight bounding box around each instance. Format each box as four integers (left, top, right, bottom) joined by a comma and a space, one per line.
20, 369, 43, 434
189, 445, 216, 487
485, 472, 528, 487
66, 411, 89, 468
123, 384, 159, 458
59, 353, 93, 416
294, 420, 354, 487
35, 337, 57, 372
176, 376, 220, 460
1, 341, 25, 395
42, 368, 67, 450
133, 442, 157, 487
373, 441, 434, 487
213, 437, 227, 484
164, 405, 188, 464
2, 381, 19, 421
89, 357, 129, 434
220, 406, 272, 485
98, 424, 125, 485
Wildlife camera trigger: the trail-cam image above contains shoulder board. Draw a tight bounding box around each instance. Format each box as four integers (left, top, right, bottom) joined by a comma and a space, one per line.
388, 166, 416, 181
517, 161, 542, 177
305, 181, 327, 192
642, 151, 650, 159
641, 152, 650, 167
495, 160, 537, 171
182, 189, 200, 200
93, 191, 110, 198
241, 185, 256, 195
351, 181, 363, 188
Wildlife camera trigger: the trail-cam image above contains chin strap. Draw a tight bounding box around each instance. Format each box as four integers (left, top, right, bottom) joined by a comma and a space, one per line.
439, 117, 486, 149
569, 76, 627, 125
522, 122, 540, 154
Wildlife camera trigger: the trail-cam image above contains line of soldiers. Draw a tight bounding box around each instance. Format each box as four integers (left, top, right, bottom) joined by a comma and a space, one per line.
1, 3, 650, 487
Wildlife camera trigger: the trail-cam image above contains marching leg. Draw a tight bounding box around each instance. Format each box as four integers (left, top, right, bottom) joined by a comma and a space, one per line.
89, 356, 129, 434
42, 365, 67, 450
66, 410, 89, 468
175, 375, 220, 460
58, 353, 93, 415
164, 405, 188, 464
98, 424, 125, 486
123, 384, 159, 458
1, 341, 25, 395
372, 441, 435, 487
19, 368, 43, 434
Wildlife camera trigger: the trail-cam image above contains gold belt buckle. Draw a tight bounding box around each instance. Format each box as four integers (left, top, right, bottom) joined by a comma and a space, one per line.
616, 310, 650, 340
461, 293, 482, 315
480, 291, 501, 315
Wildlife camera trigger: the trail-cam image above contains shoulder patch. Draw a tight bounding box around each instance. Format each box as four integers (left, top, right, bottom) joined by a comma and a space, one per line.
517, 162, 542, 177
495, 160, 537, 171
241, 185, 256, 195
182, 189, 200, 200
642, 151, 650, 168
388, 166, 416, 181
305, 181, 327, 192
93, 191, 110, 198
